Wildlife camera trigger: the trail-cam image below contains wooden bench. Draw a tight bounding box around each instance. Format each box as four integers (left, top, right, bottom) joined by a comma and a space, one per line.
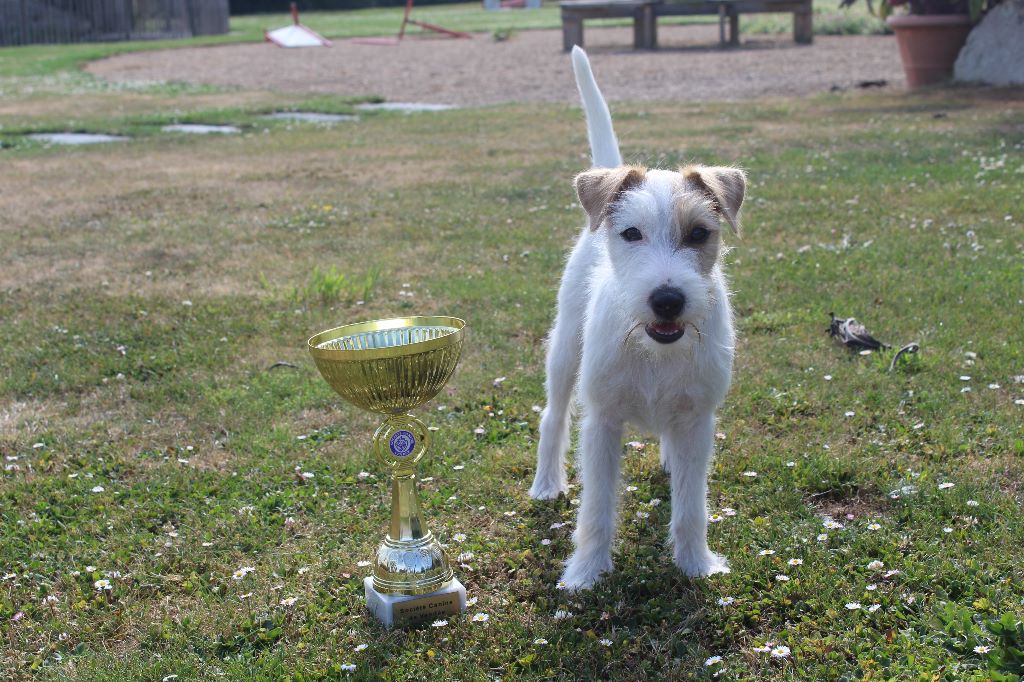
560, 0, 813, 51
560, 0, 661, 52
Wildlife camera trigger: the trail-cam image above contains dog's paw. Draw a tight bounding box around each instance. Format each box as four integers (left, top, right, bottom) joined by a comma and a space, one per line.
528, 476, 569, 501
674, 550, 730, 578
559, 552, 613, 591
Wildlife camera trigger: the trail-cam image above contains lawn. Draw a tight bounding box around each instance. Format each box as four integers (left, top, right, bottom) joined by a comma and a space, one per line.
1, 26, 1024, 682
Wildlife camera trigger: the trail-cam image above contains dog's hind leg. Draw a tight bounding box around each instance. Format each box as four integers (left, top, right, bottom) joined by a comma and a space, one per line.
664, 412, 730, 577
529, 312, 580, 500
529, 237, 593, 500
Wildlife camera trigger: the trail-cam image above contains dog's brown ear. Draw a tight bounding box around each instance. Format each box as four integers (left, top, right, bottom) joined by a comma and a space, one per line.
682, 165, 746, 235
574, 165, 647, 230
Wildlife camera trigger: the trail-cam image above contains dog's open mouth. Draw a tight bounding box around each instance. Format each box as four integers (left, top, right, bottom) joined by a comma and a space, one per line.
645, 322, 684, 344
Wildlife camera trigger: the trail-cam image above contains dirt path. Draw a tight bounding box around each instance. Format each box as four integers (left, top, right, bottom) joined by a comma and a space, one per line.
86, 25, 904, 106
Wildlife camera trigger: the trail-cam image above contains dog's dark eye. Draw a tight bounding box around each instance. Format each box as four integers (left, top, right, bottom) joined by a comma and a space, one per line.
621, 227, 643, 242
688, 226, 710, 244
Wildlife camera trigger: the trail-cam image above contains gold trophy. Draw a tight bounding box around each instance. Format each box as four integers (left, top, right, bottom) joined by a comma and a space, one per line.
307, 316, 467, 627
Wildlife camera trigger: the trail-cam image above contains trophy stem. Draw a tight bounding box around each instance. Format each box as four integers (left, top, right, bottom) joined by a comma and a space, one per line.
390, 472, 425, 541
370, 414, 454, 596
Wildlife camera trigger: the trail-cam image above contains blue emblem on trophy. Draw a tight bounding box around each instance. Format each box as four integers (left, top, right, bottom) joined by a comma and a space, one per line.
389, 430, 416, 458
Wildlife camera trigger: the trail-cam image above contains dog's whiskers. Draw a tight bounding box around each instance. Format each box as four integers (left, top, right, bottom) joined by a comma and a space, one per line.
623, 321, 644, 348
684, 321, 704, 345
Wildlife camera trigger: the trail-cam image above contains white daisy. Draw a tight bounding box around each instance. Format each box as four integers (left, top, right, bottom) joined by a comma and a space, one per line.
717, 596, 735, 606
770, 645, 791, 658
704, 655, 723, 666
472, 612, 489, 623
787, 558, 803, 566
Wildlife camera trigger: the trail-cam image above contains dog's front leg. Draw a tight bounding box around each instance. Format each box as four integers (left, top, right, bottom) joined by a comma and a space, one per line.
560, 411, 623, 590
663, 412, 730, 577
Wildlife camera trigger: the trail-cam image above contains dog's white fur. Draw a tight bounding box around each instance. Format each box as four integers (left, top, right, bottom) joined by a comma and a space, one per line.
529, 47, 746, 591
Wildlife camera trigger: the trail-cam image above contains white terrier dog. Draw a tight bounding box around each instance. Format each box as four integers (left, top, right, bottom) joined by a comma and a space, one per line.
529, 47, 746, 591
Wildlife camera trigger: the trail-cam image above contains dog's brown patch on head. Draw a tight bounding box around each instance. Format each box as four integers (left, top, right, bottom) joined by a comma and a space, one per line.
574, 165, 647, 230
673, 192, 723, 274
681, 165, 746, 235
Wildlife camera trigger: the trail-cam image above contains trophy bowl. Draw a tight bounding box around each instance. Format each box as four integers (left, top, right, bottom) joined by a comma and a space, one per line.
307, 316, 465, 415
307, 316, 468, 622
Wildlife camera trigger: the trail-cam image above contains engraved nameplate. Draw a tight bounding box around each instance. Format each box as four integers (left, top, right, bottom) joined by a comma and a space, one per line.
393, 591, 461, 626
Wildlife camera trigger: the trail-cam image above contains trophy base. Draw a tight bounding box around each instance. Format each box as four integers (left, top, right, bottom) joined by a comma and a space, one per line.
364, 576, 466, 628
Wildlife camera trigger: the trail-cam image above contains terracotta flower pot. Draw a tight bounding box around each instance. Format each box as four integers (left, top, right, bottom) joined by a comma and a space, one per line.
887, 14, 972, 88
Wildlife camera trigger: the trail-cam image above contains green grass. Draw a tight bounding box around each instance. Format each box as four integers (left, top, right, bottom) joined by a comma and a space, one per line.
1, 36, 1023, 682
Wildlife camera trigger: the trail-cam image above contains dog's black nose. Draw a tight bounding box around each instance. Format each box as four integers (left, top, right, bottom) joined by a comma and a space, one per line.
649, 287, 686, 319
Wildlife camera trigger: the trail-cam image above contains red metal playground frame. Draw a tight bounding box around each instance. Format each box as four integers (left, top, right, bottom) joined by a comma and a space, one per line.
352, 0, 471, 44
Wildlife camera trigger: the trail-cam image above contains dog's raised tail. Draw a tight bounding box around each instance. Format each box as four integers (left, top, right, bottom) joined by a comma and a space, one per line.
571, 46, 622, 168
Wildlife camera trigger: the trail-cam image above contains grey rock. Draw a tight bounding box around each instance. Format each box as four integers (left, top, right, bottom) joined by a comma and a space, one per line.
955, 0, 1024, 85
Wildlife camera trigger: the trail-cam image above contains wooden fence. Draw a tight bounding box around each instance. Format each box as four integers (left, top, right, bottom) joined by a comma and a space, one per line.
0, 0, 229, 46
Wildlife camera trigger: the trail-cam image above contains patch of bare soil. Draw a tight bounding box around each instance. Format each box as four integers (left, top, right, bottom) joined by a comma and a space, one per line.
86, 25, 904, 106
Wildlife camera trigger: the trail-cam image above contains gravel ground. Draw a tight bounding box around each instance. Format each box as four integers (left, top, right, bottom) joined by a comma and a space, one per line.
86, 25, 904, 106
